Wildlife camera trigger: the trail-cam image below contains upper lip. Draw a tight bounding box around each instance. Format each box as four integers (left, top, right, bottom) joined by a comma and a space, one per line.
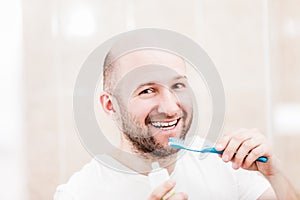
150, 118, 179, 123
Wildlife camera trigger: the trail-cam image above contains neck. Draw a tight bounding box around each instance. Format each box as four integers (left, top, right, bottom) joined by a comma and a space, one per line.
112, 135, 177, 175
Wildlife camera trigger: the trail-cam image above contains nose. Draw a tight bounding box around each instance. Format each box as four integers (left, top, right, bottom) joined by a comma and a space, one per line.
157, 88, 181, 116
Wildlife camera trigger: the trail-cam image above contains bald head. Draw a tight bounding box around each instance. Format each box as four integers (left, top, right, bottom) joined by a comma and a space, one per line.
103, 49, 187, 94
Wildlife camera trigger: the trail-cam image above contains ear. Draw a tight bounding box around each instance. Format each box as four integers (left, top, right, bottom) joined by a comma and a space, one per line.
100, 92, 115, 115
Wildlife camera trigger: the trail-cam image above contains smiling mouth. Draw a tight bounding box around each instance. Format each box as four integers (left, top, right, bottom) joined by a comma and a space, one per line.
149, 118, 180, 130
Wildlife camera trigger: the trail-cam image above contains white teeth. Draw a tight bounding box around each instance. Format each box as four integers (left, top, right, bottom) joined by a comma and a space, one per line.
168, 120, 177, 126
150, 119, 178, 129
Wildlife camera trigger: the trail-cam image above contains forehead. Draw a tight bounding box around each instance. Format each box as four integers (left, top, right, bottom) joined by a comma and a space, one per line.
113, 49, 186, 81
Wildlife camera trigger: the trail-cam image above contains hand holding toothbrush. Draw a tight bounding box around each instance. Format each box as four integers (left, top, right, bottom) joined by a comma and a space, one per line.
214, 128, 276, 176
167, 128, 298, 199
214, 128, 299, 199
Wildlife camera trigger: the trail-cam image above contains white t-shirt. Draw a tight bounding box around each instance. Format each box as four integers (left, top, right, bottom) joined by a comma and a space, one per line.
54, 138, 271, 200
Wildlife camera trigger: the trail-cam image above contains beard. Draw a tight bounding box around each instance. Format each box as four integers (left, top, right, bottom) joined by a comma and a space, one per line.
115, 105, 193, 159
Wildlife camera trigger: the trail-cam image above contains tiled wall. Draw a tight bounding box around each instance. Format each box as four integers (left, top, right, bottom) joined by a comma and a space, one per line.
23, 0, 300, 199
269, 0, 300, 192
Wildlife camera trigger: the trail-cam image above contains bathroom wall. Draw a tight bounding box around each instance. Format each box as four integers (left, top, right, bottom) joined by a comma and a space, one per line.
21, 0, 300, 199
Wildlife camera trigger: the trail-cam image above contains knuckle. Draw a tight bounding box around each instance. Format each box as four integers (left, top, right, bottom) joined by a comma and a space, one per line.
251, 148, 262, 157
235, 153, 245, 160
234, 133, 248, 142
235, 134, 244, 141
231, 136, 240, 144
244, 140, 254, 150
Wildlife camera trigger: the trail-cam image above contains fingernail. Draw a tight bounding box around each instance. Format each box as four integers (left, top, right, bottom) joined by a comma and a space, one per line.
232, 163, 238, 169
223, 154, 229, 162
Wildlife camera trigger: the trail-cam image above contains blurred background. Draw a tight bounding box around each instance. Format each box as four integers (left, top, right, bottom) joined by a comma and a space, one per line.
1, 0, 300, 199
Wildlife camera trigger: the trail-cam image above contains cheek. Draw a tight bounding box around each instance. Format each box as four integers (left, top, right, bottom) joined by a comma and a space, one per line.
183, 103, 193, 116
127, 99, 155, 121
176, 92, 193, 113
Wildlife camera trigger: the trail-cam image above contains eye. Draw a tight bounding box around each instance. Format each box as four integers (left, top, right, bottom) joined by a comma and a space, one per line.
172, 82, 186, 90
138, 88, 155, 95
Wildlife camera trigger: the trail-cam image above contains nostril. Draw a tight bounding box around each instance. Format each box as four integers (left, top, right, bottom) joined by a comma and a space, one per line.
157, 102, 180, 116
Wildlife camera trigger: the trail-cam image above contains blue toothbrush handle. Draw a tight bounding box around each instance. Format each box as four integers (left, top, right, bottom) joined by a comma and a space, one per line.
208, 148, 268, 163
256, 156, 268, 163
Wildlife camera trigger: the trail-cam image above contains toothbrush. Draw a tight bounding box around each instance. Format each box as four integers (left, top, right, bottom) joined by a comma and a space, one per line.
168, 137, 268, 163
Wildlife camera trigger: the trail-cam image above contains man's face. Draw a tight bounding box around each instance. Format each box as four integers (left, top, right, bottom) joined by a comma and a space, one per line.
110, 50, 193, 158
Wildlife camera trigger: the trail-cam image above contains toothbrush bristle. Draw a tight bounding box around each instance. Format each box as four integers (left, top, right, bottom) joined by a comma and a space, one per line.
169, 137, 185, 145
169, 138, 187, 149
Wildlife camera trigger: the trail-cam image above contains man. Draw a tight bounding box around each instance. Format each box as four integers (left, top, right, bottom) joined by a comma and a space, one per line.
55, 49, 297, 199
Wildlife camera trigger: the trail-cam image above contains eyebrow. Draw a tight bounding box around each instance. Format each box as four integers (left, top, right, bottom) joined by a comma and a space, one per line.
135, 75, 188, 90
174, 75, 187, 81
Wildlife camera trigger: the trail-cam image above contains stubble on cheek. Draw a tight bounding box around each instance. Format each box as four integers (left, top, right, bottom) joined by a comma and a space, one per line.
121, 113, 192, 158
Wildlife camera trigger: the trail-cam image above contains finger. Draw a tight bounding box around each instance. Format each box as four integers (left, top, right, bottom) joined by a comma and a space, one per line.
148, 180, 176, 200
215, 129, 249, 151
233, 137, 263, 169
215, 135, 230, 151
222, 130, 252, 162
168, 192, 188, 200
242, 145, 267, 169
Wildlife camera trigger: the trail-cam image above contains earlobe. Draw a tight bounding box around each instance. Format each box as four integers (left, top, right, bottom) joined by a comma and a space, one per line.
100, 92, 115, 115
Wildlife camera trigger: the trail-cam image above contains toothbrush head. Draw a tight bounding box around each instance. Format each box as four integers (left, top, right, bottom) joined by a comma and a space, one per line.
168, 137, 186, 150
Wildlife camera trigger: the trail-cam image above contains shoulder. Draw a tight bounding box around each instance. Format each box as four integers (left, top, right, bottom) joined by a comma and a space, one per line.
54, 159, 106, 200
